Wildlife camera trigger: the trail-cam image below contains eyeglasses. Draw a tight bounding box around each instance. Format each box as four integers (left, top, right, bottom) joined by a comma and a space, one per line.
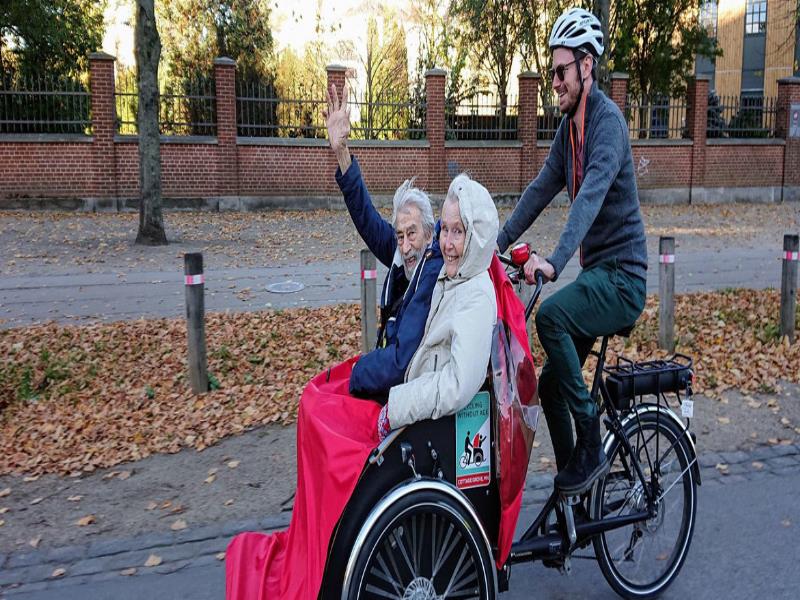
549, 59, 578, 83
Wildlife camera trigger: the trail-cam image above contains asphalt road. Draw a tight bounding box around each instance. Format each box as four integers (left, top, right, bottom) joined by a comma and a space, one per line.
0, 245, 788, 329
5, 467, 798, 599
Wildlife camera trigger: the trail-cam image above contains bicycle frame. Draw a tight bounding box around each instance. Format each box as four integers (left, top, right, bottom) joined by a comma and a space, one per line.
499, 254, 695, 569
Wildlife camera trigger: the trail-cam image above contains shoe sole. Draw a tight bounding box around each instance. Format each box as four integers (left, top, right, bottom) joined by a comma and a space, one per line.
556, 459, 610, 496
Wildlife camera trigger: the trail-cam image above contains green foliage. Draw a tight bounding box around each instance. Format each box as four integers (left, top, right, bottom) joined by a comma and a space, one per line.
609, 0, 719, 98
449, 0, 525, 104
0, 0, 106, 81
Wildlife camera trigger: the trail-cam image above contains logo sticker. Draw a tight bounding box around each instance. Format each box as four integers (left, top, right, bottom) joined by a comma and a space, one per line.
455, 391, 491, 489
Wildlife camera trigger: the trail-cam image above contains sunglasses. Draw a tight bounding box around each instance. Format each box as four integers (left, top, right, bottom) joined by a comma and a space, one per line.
548, 59, 578, 83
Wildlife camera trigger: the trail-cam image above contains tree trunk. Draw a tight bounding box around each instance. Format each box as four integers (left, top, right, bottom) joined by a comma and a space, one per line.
594, 0, 611, 93
135, 0, 167, 246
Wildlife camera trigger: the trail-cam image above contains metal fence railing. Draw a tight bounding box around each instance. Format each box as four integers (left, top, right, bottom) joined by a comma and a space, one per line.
445, 93, 518, 141
349, 88, 425, 141
115, 71, 217, 136
0, 75, 91, 134
538, 105, 561, 140
625, 95, 687, 140
237, 81, 325, 138
708, 95, 777, 138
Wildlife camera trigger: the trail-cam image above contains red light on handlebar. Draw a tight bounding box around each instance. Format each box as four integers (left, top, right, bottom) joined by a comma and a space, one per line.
511, 243, 530, 266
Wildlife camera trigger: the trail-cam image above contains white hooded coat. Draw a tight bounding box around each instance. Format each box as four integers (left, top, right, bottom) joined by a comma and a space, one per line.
387, 176, 499, 429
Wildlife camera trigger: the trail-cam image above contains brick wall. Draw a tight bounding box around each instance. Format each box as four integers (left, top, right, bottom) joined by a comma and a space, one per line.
1, 57, 798, 207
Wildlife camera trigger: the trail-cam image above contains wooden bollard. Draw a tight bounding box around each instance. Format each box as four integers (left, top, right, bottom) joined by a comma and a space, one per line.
184, 252, 208, 393
658, 236, 675, 352
360, 248, 378, 354
781, 234, 799, 343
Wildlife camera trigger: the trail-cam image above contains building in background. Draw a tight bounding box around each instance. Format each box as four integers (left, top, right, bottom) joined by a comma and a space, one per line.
697, 0, 798, 101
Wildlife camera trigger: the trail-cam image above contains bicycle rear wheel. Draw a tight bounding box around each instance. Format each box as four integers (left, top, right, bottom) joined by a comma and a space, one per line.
591, 410, 697, 599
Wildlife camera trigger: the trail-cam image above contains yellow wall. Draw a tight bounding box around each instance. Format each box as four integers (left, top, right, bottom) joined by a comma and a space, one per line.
764, 0, 796, 98
713, 0, 797, 99
716, 0, 745, 99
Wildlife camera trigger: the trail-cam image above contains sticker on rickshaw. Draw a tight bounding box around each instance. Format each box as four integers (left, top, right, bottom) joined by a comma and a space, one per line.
455, 391, 491, 489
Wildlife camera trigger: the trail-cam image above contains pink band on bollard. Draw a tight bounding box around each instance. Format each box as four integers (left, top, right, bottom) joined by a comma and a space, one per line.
361, 269, 377, 280
184, 274, 205, 285
659, 254, 675, 264
784, 251, 799, 261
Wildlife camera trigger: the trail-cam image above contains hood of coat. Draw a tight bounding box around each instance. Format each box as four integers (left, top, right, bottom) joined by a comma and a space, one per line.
443, 175, 499, 281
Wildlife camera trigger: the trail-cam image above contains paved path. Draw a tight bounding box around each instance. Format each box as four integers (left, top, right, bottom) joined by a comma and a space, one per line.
2, 445, 798, 598
0, 245, 789, 329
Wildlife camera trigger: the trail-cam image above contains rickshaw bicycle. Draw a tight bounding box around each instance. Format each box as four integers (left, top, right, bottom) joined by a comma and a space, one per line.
320, 245, 699, 600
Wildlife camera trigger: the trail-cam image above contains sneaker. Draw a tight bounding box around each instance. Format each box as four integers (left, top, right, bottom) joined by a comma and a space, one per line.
554, 440, 609, 496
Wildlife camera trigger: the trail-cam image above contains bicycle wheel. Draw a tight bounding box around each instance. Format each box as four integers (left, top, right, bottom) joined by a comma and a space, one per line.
591, 410, 697, 599
345, 490, 495, 600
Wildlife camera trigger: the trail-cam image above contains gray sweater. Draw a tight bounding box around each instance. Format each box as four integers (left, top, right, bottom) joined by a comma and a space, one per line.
497, 82, 647, 281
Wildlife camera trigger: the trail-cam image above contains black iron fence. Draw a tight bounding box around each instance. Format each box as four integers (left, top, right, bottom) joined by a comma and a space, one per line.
0, 75, 91, 134
625, 95, 687, 140
237, 80, 324, 138
349, 87, 425, 141
708, 94, 777, 138
115, 71, 217, 136
445, 93, 518, 141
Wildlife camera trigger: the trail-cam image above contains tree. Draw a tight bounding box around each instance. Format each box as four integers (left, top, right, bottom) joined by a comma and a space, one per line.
0, 0, 106, 81
449, 0, 525, 112
339, 5, 411, 140
157, 0, 275, 83
408, 0, 478, 107
135, 0, 167, 246
610, 0, 718, 100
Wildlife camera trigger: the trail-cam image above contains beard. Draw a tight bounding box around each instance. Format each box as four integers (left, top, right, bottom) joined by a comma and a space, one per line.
403, 246, 426, 279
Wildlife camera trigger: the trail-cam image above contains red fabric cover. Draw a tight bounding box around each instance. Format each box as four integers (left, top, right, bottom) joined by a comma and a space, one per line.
225, 357, 380, 600
488, 254, 538, 568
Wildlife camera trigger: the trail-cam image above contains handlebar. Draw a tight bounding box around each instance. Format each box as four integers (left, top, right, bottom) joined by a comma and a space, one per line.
497, 250, 546, 323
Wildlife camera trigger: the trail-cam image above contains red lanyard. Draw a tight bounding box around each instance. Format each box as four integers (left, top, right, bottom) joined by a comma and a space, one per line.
568, 97, 587, 203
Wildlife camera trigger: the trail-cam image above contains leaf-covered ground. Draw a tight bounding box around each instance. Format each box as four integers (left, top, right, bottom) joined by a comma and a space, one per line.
1, 289, 797, 476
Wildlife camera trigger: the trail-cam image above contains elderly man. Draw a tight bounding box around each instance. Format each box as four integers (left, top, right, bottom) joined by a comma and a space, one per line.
324, 82, 443, 400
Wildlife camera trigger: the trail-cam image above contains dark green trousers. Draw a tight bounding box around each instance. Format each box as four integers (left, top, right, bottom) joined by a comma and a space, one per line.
535, 259, 646, 470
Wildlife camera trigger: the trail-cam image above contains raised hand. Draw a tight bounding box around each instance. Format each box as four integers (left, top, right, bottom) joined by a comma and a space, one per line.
324, 81, 351, 156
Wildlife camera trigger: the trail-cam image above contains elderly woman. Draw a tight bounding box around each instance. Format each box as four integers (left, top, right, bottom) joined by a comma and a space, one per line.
377, 173, 500, 439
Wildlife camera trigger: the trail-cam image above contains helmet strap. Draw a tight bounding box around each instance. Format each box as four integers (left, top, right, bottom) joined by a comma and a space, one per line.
567, 50, 588, 120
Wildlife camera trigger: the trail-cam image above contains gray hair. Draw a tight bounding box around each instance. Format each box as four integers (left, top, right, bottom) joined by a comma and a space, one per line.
391, 178, 435, 239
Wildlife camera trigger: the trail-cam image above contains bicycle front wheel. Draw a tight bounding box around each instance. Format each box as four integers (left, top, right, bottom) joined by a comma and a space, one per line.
591, 410, 697, 599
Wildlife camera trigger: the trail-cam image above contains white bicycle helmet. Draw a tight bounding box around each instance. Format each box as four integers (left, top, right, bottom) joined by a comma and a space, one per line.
549, 8, 604, 58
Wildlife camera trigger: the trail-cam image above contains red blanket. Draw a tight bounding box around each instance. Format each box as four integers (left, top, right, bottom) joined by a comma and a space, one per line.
226, 257, 536, 597
225, 357, 380, 599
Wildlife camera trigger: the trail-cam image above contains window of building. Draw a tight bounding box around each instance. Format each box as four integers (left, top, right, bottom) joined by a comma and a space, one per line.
745, 0, 767, 35
700, 0, 718, 37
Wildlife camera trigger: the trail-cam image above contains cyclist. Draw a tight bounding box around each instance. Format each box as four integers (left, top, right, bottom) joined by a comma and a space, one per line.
496, 8, 647, 496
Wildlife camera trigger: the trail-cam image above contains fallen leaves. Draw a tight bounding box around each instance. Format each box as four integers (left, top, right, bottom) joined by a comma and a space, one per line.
1, 289, 797, 477
0, 306, 361, 475
119, 567, 137, 576
29, 535, 42, 548
51, 567, 66, 578
144, 554, 163, 567
67, 495, 83, 502
170, 518, 187, 531
76, 514, 96, 526
0, 488, 10, 498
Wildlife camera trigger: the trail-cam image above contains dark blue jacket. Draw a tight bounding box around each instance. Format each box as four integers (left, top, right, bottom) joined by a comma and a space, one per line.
336, 157, 443, 400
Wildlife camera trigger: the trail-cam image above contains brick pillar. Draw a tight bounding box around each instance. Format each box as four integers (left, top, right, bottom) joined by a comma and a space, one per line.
777, 77, 800, 202
425, 68, 447, 193
89, 52, 118, 204
214, 57, 238, 197
686, 75, 710, 203
326, 64, 347, 104
518, 71, 540, 189
610, 72, 629, 113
